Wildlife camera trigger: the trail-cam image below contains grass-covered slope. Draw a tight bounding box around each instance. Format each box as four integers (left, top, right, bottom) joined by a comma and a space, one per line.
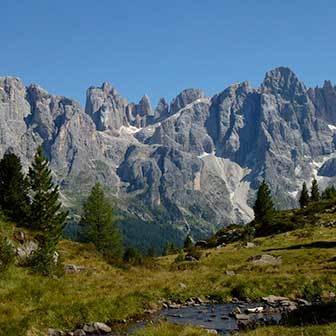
0, 199, 336, 335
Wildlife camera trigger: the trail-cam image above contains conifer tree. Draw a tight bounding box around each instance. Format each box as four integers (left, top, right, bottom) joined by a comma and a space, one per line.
253, 180, 274, 222
310, 177, 320, 202
299, 182, 310, 208
0, 151, 30, 224
321, 185, 336, 200
28, 146, 68, 275
184, 234, 193, 251
81, 183, 123, 262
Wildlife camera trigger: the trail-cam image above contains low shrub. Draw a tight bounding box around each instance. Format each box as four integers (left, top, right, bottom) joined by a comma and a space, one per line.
0, 236, 15, 272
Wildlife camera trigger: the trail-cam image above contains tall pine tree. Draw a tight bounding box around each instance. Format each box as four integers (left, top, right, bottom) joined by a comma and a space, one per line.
253, 180, 274, 222
28, 146, 68, 275
0, 152, 30, 224
299, 182, 310, 208
81, 183, 123, 262
310, 177, 320, 202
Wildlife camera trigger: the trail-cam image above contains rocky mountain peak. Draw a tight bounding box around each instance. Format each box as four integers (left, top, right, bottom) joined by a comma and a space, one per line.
262, 66, 307, 99
85, 82, 129, 131
154, 97, 169, 120
170, 88, 205, 115
323, 80, 335, 91
308, 79, 336, 124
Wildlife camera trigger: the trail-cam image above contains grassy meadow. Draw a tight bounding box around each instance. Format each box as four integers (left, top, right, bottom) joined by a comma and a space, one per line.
0, 215, 335, 335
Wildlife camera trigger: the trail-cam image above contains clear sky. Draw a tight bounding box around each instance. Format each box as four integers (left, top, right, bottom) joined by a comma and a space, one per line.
1, 0, 336, 106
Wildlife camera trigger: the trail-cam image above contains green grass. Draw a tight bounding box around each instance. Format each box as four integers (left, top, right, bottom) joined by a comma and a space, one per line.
241, 323, 336, 336
0, 220, 335, 335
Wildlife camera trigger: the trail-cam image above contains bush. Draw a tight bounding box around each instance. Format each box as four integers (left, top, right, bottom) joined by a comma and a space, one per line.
123, 247, 144, 265
0, 236, 15, 272
300, 280, 323, 302
174, 249, 185, 263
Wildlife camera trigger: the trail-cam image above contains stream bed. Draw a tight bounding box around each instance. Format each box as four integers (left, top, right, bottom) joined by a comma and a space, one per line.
109, 302, 282, 335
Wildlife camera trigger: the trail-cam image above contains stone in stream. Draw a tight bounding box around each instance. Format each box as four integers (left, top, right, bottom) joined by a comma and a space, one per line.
234, 313, 250, 320
262, 295, 289, 304
245, 307, 264, 314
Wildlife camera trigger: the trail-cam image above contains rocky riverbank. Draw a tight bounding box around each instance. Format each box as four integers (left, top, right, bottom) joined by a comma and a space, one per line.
47, 294, 321, 336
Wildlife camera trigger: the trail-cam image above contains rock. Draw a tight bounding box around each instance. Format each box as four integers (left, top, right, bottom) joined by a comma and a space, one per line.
262, 295, 290, 304
82, 324, 96, 333
13, 231, 25, 243
225, 270, 236, 276
318, 158, 336, 177
185, 255, 197, 262
93, 322, 111, 333
16, 240, 38, 260
73, 330, 85, 336
233, 307, 242, 314
48, 329, 64, 336
206, 329, 218, 334
250, 254, 282, 266
245, 307, 264, 313
64, 264, 85, 273
234, 313, 250, 320
245, 242, 256, 248
1, 67, 336, 249
296, 298, 311, 306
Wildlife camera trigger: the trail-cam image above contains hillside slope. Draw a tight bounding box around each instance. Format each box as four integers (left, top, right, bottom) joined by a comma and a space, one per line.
1, 209, 335, 335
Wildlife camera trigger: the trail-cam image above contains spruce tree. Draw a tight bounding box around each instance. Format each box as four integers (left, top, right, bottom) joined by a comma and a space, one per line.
310, 177, 320, 202
28, 146, 68, 275
299, 182, 310, 208
81, 183, 123, 262
322, 185, 336, 200
184, 234, 193, 251
253, 180, 274, 222
0, 152, 30, 224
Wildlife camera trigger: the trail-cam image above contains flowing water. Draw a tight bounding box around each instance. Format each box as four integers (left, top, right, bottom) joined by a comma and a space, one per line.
108, 302, 282, 335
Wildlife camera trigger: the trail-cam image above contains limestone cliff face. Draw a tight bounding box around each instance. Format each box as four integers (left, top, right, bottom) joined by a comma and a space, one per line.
1, 67, 336, 240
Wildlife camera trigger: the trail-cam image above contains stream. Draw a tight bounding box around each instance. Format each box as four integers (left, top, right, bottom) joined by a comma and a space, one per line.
109, 302, 282, 335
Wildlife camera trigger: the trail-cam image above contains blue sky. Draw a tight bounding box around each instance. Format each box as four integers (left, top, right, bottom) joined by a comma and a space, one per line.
1, 0, 335, 106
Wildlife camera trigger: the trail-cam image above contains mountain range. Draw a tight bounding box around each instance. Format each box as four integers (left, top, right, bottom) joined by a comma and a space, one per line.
1, 67, 336, 249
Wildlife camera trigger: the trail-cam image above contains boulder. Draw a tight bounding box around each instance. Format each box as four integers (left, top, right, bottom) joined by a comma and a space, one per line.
16, 241, 38, 260
93, 322, 111, 333
250, 254, 282, 266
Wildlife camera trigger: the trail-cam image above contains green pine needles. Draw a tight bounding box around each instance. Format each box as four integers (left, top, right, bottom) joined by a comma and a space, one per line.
0, 151, 30, 224
80, 183, 123, 263
299, 182, 310, 208
253, 180, 274, 222
28, 146, 68, 275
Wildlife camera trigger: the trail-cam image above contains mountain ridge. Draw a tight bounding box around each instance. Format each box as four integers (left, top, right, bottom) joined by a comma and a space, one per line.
1, 67, 336, 248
